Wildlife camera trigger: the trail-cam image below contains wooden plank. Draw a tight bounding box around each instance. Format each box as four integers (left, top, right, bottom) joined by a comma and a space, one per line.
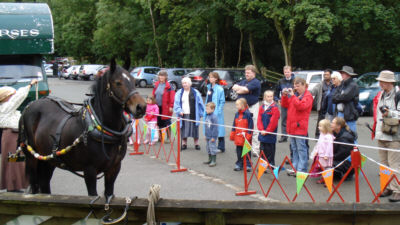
2, 193, 400, 225
205, 212, 225, 225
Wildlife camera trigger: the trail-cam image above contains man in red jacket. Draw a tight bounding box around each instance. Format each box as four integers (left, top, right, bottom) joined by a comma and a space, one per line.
281, 77, 313, 174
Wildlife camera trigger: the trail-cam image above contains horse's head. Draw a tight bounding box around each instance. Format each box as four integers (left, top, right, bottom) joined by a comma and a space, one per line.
103, 60, 146, 118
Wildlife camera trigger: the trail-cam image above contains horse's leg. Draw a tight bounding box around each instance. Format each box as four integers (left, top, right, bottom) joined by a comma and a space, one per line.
25, 157, 39, 194
84, 167, 98, 196
104, 162, 122, 198
37, 162, 55, 194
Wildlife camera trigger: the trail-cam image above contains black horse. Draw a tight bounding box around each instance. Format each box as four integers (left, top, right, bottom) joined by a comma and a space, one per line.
18, 60, 146, 198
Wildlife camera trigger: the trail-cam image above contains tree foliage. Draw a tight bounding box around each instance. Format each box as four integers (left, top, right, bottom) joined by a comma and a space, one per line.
23, 0, 400, 74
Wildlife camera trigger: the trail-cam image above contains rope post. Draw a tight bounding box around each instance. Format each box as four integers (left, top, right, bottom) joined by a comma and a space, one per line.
351, 147, 361, 203
236, 153, 256, 196
171, 119, 187, 173
130, 120, 144, 155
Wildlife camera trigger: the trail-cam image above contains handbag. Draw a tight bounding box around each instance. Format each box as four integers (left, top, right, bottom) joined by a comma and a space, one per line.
381, 117, 399, 135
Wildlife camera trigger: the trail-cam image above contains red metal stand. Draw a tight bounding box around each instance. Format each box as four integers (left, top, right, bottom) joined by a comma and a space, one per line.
327, 147, 377, 203
236, 153, 256, 196
130, 120, 144, 155
171, 119, 187, 173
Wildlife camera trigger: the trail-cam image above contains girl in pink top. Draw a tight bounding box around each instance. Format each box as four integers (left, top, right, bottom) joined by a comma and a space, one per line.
311, 119, 334, 184
144, 96, 159, 145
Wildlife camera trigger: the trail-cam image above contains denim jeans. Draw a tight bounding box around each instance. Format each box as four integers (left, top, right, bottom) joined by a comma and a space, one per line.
290, 136, 309, 172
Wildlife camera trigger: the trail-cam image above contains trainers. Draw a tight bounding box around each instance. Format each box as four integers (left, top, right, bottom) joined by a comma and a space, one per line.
233, 165, 242, 171
246, 167, 252, 172
278, 136, 288, 143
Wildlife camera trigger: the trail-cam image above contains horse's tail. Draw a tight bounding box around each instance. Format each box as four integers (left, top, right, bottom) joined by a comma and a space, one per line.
17, 107, 28, 148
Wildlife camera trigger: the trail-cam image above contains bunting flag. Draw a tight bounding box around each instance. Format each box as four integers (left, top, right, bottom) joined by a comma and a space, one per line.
241, 138, 251, 157
257, 158, 269, 180
379, 165, 393, 192
296, 172, 308, 194
322, 169, 334, 193
358, 155, 367, 173
150, 128, 155, 142
171, 123, 177, 137
273, 166, 280, 179
161, 128, 166, 143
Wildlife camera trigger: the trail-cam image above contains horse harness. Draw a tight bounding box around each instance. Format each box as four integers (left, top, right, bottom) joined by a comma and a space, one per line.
16, 96, 132, 162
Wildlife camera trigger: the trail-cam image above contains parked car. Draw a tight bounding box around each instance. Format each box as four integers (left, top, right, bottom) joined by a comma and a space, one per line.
357, 72, 400, 115
78, 64, 105, 80
44, 64, 53, 76
292, 70, 324, 91
130, 66, 160, 88
210, 69, 245, 101
152, 68, 192, 90
187, 69, 213, 95
62, 65, 80, 79
95, 66, 109, 79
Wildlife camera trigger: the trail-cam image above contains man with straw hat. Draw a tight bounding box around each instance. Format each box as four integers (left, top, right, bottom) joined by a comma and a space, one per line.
332, 66, 360, 140
0, 79, 37, 192
374, 70, 400, 202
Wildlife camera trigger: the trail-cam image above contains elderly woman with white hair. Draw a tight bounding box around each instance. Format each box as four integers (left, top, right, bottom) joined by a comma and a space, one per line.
325, 71, 343, 121
173, 77, 205, 150
0, 79, 37, 192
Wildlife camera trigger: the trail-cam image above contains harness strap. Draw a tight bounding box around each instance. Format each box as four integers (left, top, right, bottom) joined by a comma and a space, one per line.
51, 114, 73, 152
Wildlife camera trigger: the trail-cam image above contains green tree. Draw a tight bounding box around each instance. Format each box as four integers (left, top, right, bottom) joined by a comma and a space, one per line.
244, 0, 336, 67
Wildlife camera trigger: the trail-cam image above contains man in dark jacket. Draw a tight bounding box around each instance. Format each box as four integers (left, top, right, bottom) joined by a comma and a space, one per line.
311, 69, 333, 138
332, 66, 359, 141
274, 65, 295, 143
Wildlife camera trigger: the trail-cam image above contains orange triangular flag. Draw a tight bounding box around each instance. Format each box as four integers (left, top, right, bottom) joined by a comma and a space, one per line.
161, 128, 166, 143
257, 158, 269, 180
380, 165, 393, 192
322, 169, 334, 193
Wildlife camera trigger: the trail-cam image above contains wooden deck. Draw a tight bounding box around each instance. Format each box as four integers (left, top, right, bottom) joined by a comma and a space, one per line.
1, 192, 400, 225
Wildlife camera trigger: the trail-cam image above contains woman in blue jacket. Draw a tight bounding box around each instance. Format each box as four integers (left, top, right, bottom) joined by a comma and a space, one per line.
174, 77, 205, 150
204, 72, 226, 152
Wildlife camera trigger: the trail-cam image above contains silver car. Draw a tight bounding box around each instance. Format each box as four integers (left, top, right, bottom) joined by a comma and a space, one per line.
153, 68, 192, 90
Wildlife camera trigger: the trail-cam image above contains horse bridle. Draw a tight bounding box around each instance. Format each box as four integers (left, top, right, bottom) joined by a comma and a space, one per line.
106, 83, 139, 109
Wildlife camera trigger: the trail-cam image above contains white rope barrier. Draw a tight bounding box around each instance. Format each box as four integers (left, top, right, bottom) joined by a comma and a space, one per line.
142, 112, 400, 153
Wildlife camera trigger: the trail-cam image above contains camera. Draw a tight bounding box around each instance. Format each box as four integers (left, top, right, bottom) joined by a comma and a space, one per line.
379, 105, 389, 113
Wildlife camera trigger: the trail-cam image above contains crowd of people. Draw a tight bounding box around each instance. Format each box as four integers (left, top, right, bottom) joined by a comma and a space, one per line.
0, 64, 399, 204
145, 65, 400, 203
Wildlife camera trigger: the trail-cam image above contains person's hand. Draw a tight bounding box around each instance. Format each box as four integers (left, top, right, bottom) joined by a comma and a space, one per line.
169, 107, 173, 113
232, 84, 239, 91
288, 88, 294, 96
324, 156, 328, 160
383, 108, 389, 117
180, 112, 184, 116
30, 79, 38, 86
261, 131, 267, 136
211, 138, 215, 142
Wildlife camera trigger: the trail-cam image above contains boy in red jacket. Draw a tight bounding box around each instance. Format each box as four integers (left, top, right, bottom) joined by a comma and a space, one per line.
230, 98, 254, 172
281, 77, 313, 174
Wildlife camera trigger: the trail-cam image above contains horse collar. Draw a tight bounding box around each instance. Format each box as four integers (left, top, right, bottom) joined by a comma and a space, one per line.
84, 98, 132, 141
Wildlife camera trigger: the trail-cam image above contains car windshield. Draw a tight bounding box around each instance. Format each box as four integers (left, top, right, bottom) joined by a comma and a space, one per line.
357, 75, 380, 88
0, 65, 43, 84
